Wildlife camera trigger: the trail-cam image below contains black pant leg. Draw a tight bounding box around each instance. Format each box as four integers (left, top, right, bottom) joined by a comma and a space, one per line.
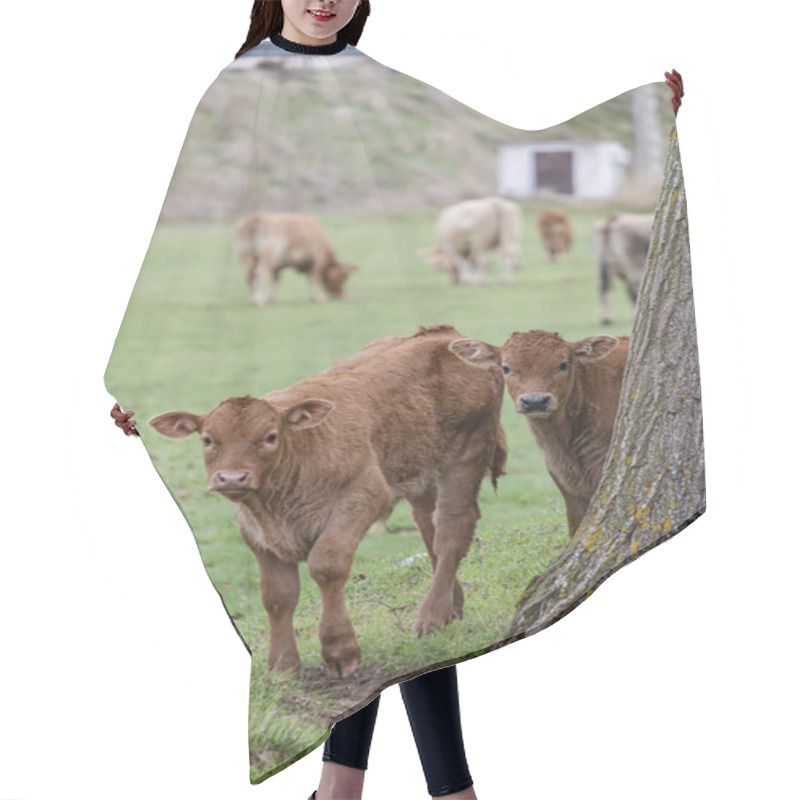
400, 665, 473, 797
322, 694, 381, 771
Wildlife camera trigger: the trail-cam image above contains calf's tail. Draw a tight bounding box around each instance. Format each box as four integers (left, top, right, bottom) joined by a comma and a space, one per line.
490, 423, 508, 491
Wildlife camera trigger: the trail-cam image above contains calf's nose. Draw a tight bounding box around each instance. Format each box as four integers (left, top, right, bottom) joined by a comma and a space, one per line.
519, 393, 552, 414
211, 471, 253, 490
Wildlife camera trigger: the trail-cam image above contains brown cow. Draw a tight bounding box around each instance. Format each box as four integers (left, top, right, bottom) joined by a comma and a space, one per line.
450, 330, 629, 536
233, 213, 358, 306
421, 196, 522, 285
150, 326, 507, 678
538, 210, 573, 262
592, 213, 654, 325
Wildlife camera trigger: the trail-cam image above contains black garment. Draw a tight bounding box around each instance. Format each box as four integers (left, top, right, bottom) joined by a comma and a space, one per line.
270, 32, 348, 55
323, 666, 473, 797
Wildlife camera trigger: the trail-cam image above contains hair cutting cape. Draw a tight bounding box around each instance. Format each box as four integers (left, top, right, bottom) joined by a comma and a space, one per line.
105, 39, 704, 783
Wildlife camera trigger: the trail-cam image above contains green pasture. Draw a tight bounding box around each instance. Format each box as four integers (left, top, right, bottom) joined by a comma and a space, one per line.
105, 206, 635, 780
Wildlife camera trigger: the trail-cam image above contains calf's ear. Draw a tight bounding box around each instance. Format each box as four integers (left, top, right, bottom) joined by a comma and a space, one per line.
149, 411, 203, 439
573, 335, 619, 360
284, 399, 335, 430
449, 338, 501, 369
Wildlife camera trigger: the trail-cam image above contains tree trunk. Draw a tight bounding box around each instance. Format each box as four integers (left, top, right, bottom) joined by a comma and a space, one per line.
631, 84, 665, 187
508, 128, 705, 639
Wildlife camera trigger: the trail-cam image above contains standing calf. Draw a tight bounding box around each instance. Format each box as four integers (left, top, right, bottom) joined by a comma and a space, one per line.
538, 210, 573, 262
592, 213, 653, 325
150, 326, 506, 678
451, 330, 629, 536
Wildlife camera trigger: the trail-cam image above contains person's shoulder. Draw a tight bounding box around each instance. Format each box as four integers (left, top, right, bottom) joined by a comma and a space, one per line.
220, 39, 286, 74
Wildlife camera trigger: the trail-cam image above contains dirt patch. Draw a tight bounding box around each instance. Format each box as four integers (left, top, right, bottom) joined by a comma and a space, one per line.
292, 663, 397, 723
248, 662, 398, 776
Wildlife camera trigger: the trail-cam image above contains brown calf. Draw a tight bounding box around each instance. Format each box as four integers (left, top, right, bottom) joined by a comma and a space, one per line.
233, 213, 357, 306
150, 326, 506, 678
451, 330, 629, 536
538, 210, 573, 262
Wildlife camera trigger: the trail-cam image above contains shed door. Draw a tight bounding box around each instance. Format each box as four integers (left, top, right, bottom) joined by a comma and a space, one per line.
535, 151, 573, 194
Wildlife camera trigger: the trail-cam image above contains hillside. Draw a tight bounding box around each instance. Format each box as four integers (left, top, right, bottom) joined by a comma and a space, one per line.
161, 55, 673, 220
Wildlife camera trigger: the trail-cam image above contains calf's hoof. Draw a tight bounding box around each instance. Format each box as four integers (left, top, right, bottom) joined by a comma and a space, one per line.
322, 641, 361, 679
413, 597, 457, 636
268, 649, 301, 676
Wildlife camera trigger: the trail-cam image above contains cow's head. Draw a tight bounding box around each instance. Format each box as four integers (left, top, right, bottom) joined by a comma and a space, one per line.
418, 247, 459, 283
149, 395, 334, 501
323, 262, 358, 299
450, 331, 619, 418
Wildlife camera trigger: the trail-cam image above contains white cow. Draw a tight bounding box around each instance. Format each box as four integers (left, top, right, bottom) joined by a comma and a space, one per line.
592, 213, 654, 325
421, 196, 522, 285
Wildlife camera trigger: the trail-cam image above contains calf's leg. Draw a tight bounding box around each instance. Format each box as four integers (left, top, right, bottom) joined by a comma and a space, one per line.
253, 547, 302, 673
499, 247, 518, 284
411, 490, 464, 620
600, 279, 614, 326
239, 250, 259, 303
564, 492, 590, 538
307, 501, 387, 678
598, 257, 615, 325
451, 253, 484, 285
414, 462, 483, 635
258, 262, 281, 306
625, 273, 642, 304
308, 272, 324, 303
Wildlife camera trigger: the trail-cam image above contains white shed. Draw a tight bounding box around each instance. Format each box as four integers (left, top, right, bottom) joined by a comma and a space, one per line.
497, 140, 630, 199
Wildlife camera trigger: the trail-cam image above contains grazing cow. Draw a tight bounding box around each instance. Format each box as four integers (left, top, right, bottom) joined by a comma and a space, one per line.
538, 210, 573, 262
233, 213, 358, 306
421, 196, 522, 285
450, 330, 629, 536
150, 326, 507, 678
592, 213, 654, 325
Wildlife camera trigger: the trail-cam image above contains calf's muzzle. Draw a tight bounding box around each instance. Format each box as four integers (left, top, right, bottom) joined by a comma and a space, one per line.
519, 393, 553, 415
209, 470, 254, 495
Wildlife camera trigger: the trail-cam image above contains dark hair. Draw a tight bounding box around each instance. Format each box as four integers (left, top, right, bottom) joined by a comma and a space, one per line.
235, 0, 371, 58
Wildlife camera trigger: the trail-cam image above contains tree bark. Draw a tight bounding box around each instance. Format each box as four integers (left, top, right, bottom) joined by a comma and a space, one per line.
508, 128, 705, 639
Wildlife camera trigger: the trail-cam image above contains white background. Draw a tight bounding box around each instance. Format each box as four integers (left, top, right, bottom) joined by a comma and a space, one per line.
1, 1, 797, 798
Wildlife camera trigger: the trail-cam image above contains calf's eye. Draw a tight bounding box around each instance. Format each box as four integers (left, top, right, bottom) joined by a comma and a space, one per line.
265, 433, 278, 445
557, 361, 569, 373
501, 364, 512, 376
201, 436, 213, 447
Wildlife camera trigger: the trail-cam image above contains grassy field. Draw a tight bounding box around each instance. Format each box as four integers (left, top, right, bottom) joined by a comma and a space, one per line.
105, 205, 636, 780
